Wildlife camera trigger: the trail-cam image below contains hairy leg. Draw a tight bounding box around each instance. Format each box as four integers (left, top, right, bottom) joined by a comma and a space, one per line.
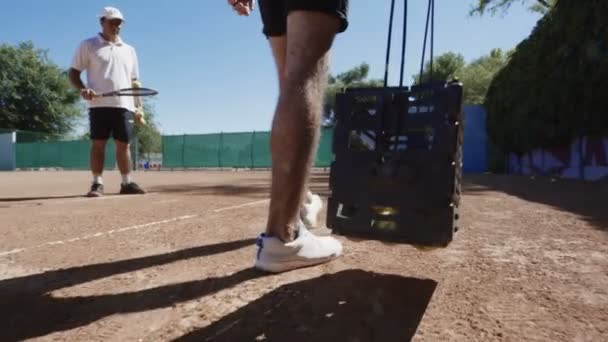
265, 11, 340, 241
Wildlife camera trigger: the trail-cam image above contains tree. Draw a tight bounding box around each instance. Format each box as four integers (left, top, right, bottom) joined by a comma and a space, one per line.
415, 52, 466, 85
459, 48, 511, 104
134, 102, 162, 156
0, 42, 82, 138
415, 49, 510, 104
470, 0, 557, 16
323, 63, 383, 126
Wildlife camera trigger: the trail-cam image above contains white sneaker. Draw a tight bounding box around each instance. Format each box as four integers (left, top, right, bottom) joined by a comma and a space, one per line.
300, 192, 323, 229
254, 222, 343, 273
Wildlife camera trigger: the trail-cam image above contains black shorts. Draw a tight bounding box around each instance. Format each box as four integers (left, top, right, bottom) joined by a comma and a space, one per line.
259, 0, 349, 37
89, 107, 135, 143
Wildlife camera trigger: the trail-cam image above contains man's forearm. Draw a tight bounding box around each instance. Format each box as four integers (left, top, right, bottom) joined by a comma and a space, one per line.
69, 68, 86, 90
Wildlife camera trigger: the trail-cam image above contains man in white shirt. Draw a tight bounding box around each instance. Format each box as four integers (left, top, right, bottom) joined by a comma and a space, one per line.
228, 0, 349, 273
69, 6, 146, 197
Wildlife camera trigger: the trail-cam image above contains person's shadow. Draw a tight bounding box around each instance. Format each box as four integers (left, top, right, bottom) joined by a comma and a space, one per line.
174, 269, 438, 342
1, 240, 437, 342
0, 239, 258, 342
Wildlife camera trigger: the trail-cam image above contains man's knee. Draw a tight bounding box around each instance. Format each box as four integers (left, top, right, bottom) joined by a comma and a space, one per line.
91, 140, 107, 152
278, 84, 309, 112
281, 65, 328, 104
115, 141, 130, 152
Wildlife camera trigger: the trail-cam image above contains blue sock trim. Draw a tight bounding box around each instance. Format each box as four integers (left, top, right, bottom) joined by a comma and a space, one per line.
256, 233, 265, 260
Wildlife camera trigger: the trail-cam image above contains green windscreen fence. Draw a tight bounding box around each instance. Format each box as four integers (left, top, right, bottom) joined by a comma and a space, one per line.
184, 134, 221, 167
315, 128, 334, 167
0, 128, 118, 170
252, 131, 271, 168
162, 128, 334, 168
4, 127, 334, 170
15, 140, 116, 170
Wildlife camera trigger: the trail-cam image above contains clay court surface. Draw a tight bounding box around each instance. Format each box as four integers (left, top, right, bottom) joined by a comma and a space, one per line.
0, 170, 606, 341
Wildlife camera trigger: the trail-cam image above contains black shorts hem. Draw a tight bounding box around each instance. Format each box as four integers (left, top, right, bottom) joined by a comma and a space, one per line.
260, 0, 349, 37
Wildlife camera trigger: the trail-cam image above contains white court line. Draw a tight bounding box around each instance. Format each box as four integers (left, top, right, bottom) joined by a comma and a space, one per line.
52, 192, 159, 205
0, 193, 160, 208
213, 199, 269, 213
155, 199, 181, 204
0, 215, 196, 257
0, 199, 269, 257
0, 203, 41, 209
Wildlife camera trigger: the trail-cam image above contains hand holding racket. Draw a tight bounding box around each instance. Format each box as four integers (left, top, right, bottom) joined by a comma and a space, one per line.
80, 89, 97, 101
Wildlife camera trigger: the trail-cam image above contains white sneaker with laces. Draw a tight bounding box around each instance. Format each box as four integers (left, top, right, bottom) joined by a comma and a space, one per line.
300, 191, 323, 229
254, 221, 343, 273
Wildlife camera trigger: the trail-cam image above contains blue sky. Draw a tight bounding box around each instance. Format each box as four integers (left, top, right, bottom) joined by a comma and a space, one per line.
0, 0, 542, 135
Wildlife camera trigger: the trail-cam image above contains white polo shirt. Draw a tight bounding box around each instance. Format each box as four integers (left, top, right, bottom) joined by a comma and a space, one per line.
71, 34, 139, 112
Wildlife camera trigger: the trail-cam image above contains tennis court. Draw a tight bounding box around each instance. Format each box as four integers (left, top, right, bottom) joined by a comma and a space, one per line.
1, 170, 606, 341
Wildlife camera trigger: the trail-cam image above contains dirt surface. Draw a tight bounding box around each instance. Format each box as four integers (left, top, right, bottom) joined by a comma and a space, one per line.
0, 170, 607, 341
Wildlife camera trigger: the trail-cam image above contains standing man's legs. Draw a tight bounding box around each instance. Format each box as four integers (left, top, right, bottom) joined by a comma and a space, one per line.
255, 0, 349, 273
87, 107, 145, 196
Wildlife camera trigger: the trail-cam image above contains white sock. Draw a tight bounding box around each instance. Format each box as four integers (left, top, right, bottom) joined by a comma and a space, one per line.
121, 174, 131, 185
304, 190, 314, 204
93, 175, 103, 185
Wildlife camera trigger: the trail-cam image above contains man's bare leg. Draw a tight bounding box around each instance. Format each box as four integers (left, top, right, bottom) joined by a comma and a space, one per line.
115, 140, 131, 177
268, 36, 287, 86
91, 139, 106, 178
267, 35, 322, 228
265, 11, 340, 242
86, 139, 107, 196
116, 139, 146, 194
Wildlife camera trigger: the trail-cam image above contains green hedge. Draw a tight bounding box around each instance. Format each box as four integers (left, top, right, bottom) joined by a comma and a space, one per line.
485, 0, 608, 156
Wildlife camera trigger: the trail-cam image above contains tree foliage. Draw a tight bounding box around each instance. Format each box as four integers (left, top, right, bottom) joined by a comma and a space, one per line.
0, 42, 82, 138
460, 49, 511, 104
416, 49, 510, 104
485, 0, 608, 155
415, 52, 466, 85
134, 102, 162, 155
470, 0, 556, 16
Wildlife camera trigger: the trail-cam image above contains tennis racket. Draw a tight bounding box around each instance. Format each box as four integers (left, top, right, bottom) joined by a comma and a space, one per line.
94, 87, 158, 97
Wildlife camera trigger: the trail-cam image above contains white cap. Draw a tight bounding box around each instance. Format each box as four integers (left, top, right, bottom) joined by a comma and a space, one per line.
98, 6, 125, 21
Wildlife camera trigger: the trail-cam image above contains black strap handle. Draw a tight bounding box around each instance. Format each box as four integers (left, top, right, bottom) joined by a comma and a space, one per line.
419, 0, 435, 84
383, 0, 436, 88
383, 0, 397, 88
383, 0, 410, 88
399, 0, 408, 87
